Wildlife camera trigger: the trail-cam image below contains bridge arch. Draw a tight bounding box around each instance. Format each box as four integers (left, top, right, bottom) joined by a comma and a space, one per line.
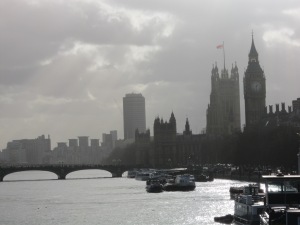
2, 169, 59, 181
66, 169, 112, 179
0, 164, 135, 181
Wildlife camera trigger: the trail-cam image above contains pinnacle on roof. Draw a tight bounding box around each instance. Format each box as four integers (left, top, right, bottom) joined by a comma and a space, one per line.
249, 32, 258, 59
169, 111, 176, 124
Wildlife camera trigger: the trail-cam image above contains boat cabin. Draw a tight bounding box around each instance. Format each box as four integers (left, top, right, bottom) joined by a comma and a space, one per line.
260, 175, 300, 225
263, 175, 300, 207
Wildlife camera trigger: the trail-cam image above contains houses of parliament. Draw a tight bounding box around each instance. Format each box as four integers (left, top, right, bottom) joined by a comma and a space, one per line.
207, 35, 267, 135
135, 35, 300, 167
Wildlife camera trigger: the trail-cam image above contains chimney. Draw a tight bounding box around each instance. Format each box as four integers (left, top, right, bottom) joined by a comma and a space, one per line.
276, 104, 280, 113
281, 103, 286, 113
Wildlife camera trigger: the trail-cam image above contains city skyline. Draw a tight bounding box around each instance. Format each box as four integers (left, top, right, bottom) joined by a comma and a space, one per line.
1, 0, 300, 149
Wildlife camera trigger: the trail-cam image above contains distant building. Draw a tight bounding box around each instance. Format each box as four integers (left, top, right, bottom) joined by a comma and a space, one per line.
135, 112, 204, 167
69, 139, 78, 148
51, 136, 103, 164
262, 99, 300, 130
293, 98, 300, 114
90, 139, 100, 149
1, 135, 51, 164
123, 93, 146, 140
244, 35, 266, 129
102, 130, 118, 159
78, 136, 89, 148
102, 131, 117, 149
206, 62, 241, 136
110, 130, 118, 149
135, 129, 151, 165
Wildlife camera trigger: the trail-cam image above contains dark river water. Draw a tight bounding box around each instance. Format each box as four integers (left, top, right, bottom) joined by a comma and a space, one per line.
0, 170, 249, 225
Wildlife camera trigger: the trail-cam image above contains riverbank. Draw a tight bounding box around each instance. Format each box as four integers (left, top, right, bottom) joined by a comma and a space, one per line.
213, 173, 262, 183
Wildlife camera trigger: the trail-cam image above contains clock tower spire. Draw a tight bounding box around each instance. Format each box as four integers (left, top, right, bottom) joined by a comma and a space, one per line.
249, 32, 259, 62
244, 33, 266, 129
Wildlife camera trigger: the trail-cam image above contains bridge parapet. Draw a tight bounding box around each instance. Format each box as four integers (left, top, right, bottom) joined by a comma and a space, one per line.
0, 164, 135, 181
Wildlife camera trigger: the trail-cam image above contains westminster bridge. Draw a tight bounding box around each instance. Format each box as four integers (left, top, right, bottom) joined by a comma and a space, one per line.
0, 164, 137, 181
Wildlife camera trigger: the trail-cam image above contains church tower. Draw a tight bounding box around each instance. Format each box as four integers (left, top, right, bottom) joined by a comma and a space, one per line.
244, 34, 266, 129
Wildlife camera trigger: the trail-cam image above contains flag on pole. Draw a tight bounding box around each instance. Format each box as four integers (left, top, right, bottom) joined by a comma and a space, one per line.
216, 44, 223, 49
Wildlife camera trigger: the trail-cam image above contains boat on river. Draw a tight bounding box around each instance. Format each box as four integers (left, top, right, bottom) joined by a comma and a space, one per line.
163, 174, 196, 191
214, 214, 234, 224
259, 174, 300, 225
135, 169, 154, 181
149, 171, 170, 182
146, 179, 163, 193
194, 173, 214, 182
127, 169, 137, 178
229, 186, 244, 199
233, 184, 265, 225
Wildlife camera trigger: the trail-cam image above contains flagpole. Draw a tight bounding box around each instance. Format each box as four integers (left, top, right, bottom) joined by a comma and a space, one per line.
223, 41, 225, 70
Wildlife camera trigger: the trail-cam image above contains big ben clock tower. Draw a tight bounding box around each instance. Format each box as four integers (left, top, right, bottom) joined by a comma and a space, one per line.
244, 34, 266, 129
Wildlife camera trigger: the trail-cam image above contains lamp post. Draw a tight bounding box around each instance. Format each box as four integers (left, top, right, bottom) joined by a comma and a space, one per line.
297, 133, 300, 175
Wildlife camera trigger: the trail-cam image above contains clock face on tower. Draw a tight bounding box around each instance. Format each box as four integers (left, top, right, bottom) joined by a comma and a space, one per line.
251, 81, 261, 92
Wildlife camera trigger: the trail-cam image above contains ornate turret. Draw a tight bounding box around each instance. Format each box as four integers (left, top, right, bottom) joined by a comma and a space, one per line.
212, 63, 219, 79
184, 118, 192, 135
169, 112, 176, 126
231, 62, 239, 80
154, 117, 160, 128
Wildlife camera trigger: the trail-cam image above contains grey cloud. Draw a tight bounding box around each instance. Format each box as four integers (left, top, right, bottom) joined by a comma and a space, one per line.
0, 0, 299, 149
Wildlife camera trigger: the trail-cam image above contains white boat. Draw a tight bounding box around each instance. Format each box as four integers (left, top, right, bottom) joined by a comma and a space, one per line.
149, 171, 170, 181
135, 170, 153, 181
259, 174, 300, 225
233, 184, 265, 225
163, 174, 196, 191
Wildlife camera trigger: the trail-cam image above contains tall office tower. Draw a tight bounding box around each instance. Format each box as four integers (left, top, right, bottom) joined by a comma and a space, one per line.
123, 93, 146, 140
244, 34, 266, 129
206, 62, 241, 135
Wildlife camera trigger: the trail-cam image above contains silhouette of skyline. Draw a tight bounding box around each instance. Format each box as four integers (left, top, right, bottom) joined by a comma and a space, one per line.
0, 0, 300, 149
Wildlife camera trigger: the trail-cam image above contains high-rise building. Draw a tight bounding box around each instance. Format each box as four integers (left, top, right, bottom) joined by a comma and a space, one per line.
123, 93, 146, 140
244, 34, 266, 129
206, 62, 241, 135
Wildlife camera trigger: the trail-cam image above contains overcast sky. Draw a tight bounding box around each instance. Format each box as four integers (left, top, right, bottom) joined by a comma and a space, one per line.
1, 0, 300, 149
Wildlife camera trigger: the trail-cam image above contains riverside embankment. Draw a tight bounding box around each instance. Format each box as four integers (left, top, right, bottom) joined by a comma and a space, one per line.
213, 172, 263, 183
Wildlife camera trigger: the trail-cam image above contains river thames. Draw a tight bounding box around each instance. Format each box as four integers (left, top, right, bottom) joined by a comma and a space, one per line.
0, 170, 250, 225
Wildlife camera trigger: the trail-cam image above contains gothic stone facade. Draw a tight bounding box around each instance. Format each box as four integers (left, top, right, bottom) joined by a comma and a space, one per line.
206, 63, 241, 136
244, 36, 266, 129
135, 113, 204, 167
